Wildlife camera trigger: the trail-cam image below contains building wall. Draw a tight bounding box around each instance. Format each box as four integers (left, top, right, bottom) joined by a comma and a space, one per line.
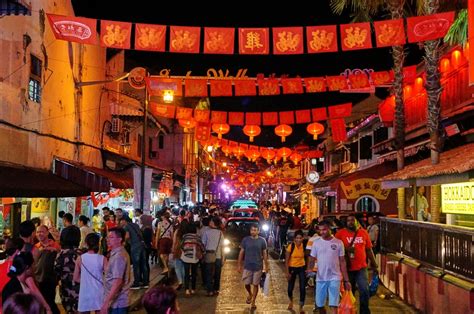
0, 0, 106, 169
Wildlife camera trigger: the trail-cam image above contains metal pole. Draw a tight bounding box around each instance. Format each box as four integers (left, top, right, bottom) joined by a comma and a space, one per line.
140, 72, 149, 212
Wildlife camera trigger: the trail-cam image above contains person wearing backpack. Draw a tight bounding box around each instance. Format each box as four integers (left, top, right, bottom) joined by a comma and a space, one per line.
285, 230, 306, 313
180, 223, 204, 296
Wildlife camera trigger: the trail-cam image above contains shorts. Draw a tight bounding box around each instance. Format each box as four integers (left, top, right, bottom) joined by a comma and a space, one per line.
242, 269, 263, 286
315, 280, 341, 307
159, 238, 172, 254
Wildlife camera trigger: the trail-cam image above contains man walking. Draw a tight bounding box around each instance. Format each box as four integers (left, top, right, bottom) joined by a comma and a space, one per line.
101, 227, 131, 314
308, 220, 351, 314
202, 216, 225, 296
237, 224, 268, 310
336, 215, 378, 314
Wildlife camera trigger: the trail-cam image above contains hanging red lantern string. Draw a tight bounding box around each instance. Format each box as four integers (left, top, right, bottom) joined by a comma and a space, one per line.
277, 147, 292, 162
306, 122, 325, 140
221, 145, 232, 156
178, 119, 197, 132
243, 125, 261, 142
260, 148, 276, 164
274, 124, 293, 142
212, 123, 230, 139
289, 152, 303, 165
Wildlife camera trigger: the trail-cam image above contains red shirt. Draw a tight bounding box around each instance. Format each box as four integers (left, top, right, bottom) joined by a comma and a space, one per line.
105, 220, 117, 231
335, 228, 372, 271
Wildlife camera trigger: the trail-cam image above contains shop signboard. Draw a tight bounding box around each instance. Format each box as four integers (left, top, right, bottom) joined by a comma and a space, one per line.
441, 182, 474, 215
340, 178, 390, 200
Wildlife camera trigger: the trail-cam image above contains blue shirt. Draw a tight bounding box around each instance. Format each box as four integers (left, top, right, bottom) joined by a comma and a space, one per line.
241, 236, 267, 271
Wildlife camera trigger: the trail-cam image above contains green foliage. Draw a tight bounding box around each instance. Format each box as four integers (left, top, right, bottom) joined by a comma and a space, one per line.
444, 9, 468, 47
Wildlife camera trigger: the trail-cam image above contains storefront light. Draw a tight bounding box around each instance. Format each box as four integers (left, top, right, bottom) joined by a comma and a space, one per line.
163, 90, 174, 103
311, 158, 317, 165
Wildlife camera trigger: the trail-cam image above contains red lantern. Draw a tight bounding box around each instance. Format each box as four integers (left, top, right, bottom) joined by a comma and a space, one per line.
289, 152, 302, 165
245, 149, 261, 161
212, 123, 230, 139
179, 119, 197, 132
260, 148, 275, 164
306, 122, 325, 140
221, 145, 232, 156
274, 124, 292, 142
233, 146, 246, 157
243, 125, 261, 142
277, 147, 292, 162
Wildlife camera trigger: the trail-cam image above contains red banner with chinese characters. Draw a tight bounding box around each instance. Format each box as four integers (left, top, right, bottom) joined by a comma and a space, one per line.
228, 112, 245, 126
374, 19, 406, 48
204, 27, 234, 54
263, 112, 279, 126
328, 103, 352, 118
340, 22, 372, 51
330, 118, 347, 142
239, 28, 269, 54
169, 26, 200, 53
194, 110, 210, 123
185, 79, 208, 97
46, 14, 98, 45
470, 0, 474, 86
312, 107, 328, 121
145, 77, 182, 97
150, 103, 176, 118
370, 71, 394, 86
100, 20, 132, 49
406, 12, 455, 43
234, 80, 257, 96
211, 111, 227, 124
272, 27, 304, 54
176, 107, 193, 120
281, 78, 304, 94
210, 80, 233, 96
295, 109, 311, 124
195, 124, 211, 142
305, 77, 327, 92
258, 79, 280, 95
246, 112, 261, 125
403, 65, 417, 83
135, 23, 166, 51
306, 25, 338, 53
348, 73, 370, 89
279, 111, 295, 125
326, 76, 348, 91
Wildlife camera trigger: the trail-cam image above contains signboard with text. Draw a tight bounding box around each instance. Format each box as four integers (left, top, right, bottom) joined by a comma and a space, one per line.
441, 182, 474, 215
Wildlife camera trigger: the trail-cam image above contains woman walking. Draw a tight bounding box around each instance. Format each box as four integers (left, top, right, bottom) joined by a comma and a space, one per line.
172, 220, 188, 290
180, 223, 204, 296
285, 230, 306, 313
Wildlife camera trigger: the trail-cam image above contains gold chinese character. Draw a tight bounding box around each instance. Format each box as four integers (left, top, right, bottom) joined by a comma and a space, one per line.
275, 31, 300, 52
372, 72, 390, 85
328, 77, 347, 90
245, 32, 264, 51
350, 75, 369, 89
137, 26, 164, 48
259, 81, 279, 95
377, 23, 401, 45
306, 80, 324, 92
343, 27, 367, 49
206, 31, 230, 52
309, 30, 334, 51
171, 30, 197, 51
103, 24, 129, 46
285, 81, 300, 93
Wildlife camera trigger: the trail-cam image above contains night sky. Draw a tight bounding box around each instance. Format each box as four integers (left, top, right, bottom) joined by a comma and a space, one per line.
71, 1, 424, 148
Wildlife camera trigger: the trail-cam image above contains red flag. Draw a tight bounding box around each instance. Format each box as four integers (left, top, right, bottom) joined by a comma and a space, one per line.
135, 23, 166, 51
379, 97, 395, 125
263, 112, 279, 126
194, 110, 210, 123
374, 19, 406, 48
279, 111, 295, 125
370, 71, 394, 86
228, 112, 245, 126
305, 77, 327, 93
210, 80, 233, 96
328, 103, 352, 119
46, 14, 98, 45
150, 103, 175, 118
272, 27, 304, 54
176, 107, 193, 120
306, 25, 338, 53
312, 108, 328, 121
407, 12, 455, 43
281, 78, 304, 94
340, 22, 372, 51
326, 76, 348, 91
211, 111, 227, 124
145, 77, 182, 97
204, 27, 234, 54
330, 118, 347, 142
258, 79, 280, 96
295, 109, 311, 124
234, 80, 257, 96
348, 74, 371, 89
100, 20, 132, 49
239, 28, 269, 54
195, 125, 211, 142
245, 112, 261, 125
169, 26, 201, 53
185, 79, 208, 97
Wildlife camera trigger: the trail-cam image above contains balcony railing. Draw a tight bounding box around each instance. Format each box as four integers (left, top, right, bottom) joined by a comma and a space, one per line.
380, 218, 474, 281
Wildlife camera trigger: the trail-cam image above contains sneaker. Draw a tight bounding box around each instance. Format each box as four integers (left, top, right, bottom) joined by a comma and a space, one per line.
130, 283, 141, 290
141, 283, 150, 289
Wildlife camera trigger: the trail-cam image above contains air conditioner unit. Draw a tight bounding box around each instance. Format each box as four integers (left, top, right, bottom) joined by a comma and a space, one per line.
111, 117, 121, 133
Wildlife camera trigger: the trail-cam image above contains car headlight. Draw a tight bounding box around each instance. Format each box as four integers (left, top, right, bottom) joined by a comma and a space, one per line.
223, 238, 230, 246
224, 247, 231, 254
262, 224, 270, 232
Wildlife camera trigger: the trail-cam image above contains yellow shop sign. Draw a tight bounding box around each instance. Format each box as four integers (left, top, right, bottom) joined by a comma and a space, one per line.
340, 178, 390, 200
441, 182, 474, 215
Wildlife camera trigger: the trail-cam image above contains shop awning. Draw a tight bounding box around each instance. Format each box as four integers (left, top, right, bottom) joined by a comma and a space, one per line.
380, 143, 474, 189
0, 162, 91, 197
54, 158, 133, 190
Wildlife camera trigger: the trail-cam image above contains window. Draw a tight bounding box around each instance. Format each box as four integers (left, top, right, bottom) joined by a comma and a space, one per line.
158, 134, 164, 149
28, 55, 42, 103
359, 135, 373, 160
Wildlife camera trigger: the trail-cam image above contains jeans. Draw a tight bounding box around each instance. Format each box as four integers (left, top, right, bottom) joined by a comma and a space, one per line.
288, 266, 306, 306
109, 307, 128, 314
175, 258, 185, 284
349, 268, 370, 314
183, 262, 198, 290
205, 259, 223, 293
131, 247, 149, 285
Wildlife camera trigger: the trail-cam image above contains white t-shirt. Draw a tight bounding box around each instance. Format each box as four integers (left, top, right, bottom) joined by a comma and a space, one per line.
306, 234, 320, 250
310, 237, 345, 282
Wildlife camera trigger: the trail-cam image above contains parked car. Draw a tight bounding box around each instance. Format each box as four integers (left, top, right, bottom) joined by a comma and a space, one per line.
232, 208, 264, 220
223, 217, 270, 257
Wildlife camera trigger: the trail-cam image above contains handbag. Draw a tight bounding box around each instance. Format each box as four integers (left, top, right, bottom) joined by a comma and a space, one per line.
204, 231, 222, 264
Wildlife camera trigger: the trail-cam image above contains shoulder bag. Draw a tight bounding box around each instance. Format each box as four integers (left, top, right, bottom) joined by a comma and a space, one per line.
204, 231, 222, 264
